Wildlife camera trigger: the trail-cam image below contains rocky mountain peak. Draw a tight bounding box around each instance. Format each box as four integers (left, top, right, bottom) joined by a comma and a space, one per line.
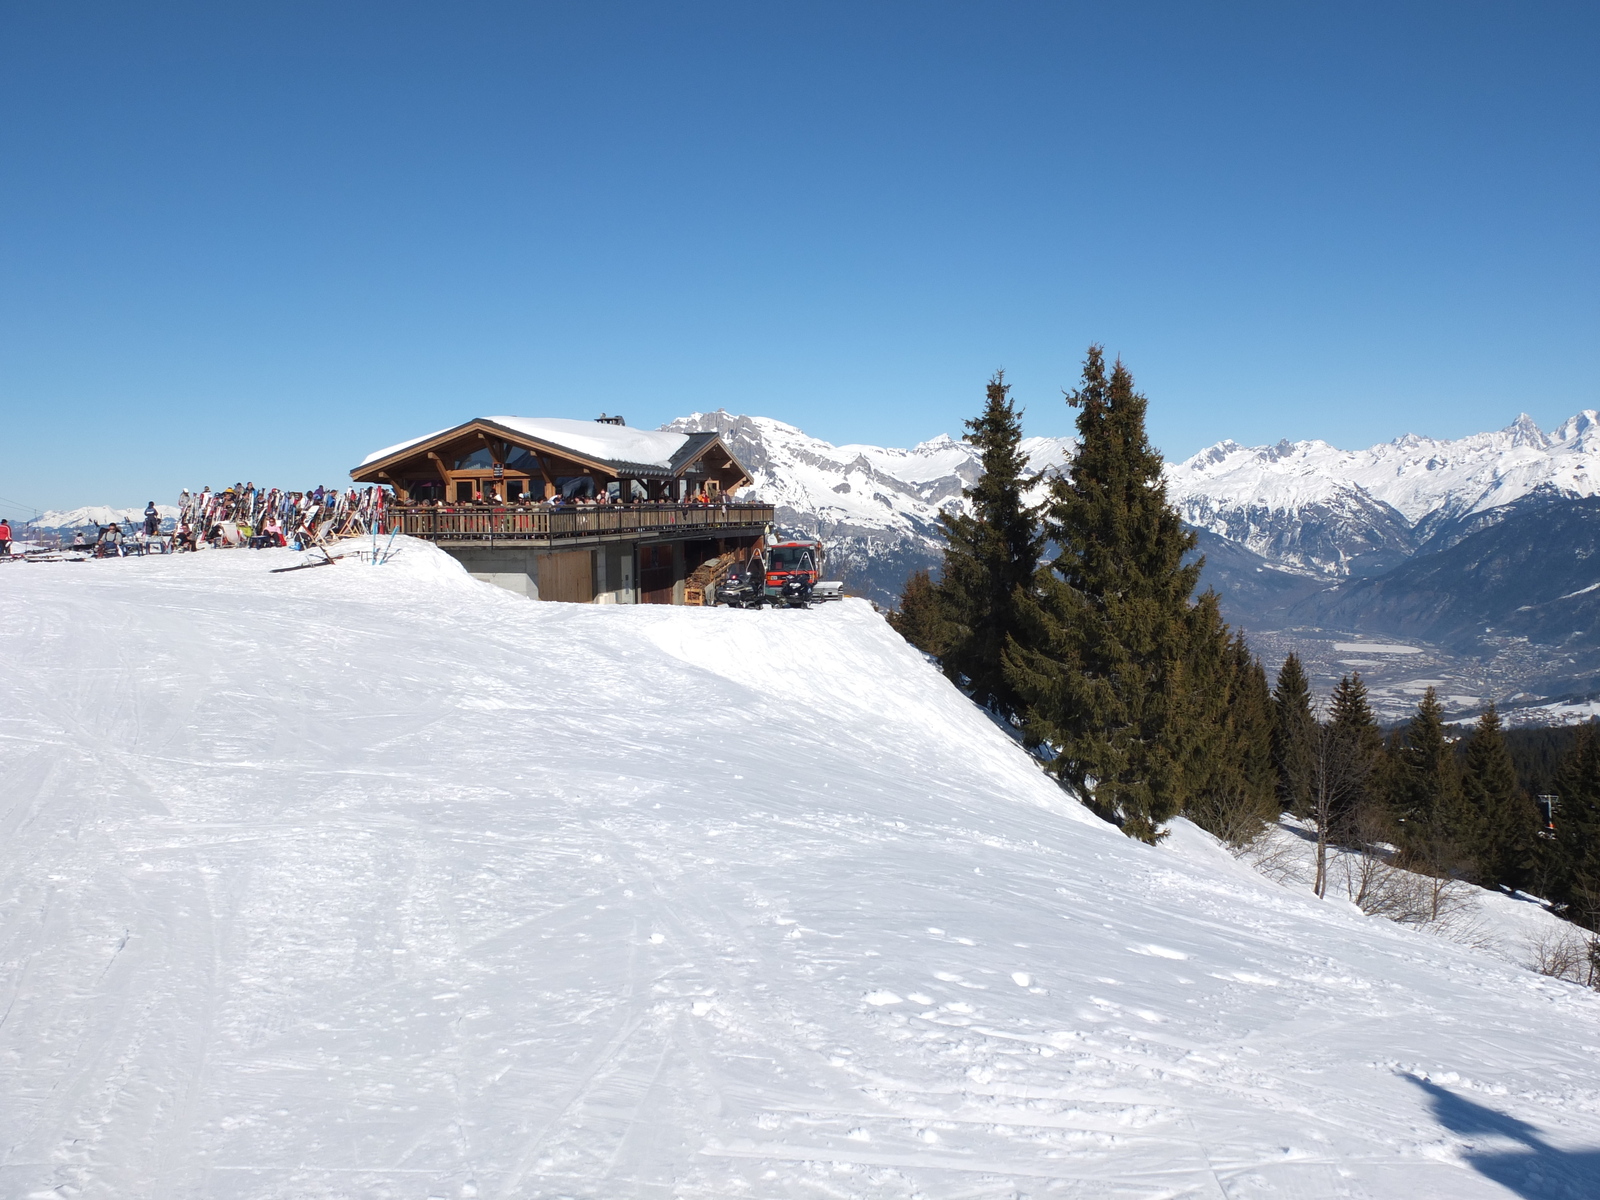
1503, 412, 1549, 449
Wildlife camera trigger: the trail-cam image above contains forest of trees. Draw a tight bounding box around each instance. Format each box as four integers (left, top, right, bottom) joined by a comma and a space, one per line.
889, 348, 1600, 934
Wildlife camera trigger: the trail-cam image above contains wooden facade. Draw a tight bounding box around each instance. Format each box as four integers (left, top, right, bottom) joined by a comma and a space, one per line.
351, 417, 751, 505
353, 417, 770, 606
382, 502, 775, 543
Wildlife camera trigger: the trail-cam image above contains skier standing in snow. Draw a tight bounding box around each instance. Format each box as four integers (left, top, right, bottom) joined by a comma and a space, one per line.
0, 517, 11, 557
143, 501, 160, 536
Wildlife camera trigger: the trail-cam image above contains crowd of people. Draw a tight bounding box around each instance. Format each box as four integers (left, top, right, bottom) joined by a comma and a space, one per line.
4, 481, 741, 563
392, 483, 727, 508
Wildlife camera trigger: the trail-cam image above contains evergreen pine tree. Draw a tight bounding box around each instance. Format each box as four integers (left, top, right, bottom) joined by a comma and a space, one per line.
1271, 654, 1316, 816
1229, 634, 1278, 818
930, 371, 1043, 719
1551, 726, 1600, 929
1461, 704, 1541, 889
1388, 687, 1475, 874
1327, 673, 1385, 842
1182, 605, 1277, 845
1007, 347, 1203, 842
888, 569, 953, 658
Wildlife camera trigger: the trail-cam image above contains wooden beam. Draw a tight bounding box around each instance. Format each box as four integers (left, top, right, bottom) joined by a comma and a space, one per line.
376, 470, 410, 501
425, 452, 454, 498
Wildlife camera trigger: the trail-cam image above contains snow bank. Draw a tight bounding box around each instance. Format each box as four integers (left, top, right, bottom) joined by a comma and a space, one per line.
3, 542, 1599, 1198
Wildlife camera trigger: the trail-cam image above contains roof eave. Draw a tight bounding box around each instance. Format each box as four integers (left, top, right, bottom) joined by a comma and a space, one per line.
351, 418, 644, 480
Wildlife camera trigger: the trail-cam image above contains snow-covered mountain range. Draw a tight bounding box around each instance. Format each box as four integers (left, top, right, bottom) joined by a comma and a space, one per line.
27, 504, 179, 531
664, 411, 1073, 541
667, 408, 1600, 601
663, 409, 1600, 715
1166, 411, 1600, 577
662, 411, 1073, 603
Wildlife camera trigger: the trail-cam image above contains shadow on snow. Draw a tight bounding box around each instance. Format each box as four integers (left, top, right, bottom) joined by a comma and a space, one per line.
1407, 1075, 1600, 1199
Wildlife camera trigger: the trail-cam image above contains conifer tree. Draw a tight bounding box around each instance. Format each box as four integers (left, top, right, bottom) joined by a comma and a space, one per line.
1007, 347, 1203, 842
1182, 605, 1277, 845
1327, 673, 1385, 842
1551, 726, 1600, 929
930, 371, 1043, 719
1271, 654, 1316, 816
888, 569, 953, 658
1461, 705, 1540, 890
1388, 687, 1474, 874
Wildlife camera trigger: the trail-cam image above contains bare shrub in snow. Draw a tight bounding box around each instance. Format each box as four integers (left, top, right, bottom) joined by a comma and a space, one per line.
1308, 724, 1371, 898
1239, 825, 1313, 889
1526, 927, 1600, 988
1190, 788, 1274, 852
1327, 833, 1493, 949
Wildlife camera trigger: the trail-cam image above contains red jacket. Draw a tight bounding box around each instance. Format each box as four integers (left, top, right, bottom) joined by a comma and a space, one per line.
0, 522, 12, 540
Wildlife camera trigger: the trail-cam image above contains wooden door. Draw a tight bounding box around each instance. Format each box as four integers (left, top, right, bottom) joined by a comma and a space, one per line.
639, 543, 675, 604
537, 550, 595, 604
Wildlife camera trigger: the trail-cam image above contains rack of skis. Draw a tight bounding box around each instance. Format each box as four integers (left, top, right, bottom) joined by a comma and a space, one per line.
176, 486, 388, 549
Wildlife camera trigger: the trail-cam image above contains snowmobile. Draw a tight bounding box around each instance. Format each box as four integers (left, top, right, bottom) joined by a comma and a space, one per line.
762, 539, 823, 606
713, 565, 762, 608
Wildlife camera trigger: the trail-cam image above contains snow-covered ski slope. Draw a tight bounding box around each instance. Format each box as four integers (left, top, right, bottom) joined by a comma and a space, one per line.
3, 543, 1598, 1200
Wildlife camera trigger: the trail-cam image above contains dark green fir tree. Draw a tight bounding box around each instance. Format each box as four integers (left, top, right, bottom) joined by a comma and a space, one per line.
925, 370, 1043, 719
888, 569, 953, 659
1388, 687, 1475, 873
1550, 726, 1600, 929
1327, 672, 1386, 843
1461, 704, 1540, 890
1182, 599, 1277, 845
1271, 654, 1317, 816
1007, 347, 1203, 842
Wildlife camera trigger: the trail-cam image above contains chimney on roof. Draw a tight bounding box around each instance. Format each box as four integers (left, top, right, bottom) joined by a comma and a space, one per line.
595, 413, 626, 425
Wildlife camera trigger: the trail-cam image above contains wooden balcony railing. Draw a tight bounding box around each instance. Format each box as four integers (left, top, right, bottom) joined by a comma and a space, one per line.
381, 502, 776, 543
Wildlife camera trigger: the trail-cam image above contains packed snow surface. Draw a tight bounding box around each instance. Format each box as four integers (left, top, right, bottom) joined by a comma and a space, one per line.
3, 543, 1600, 1199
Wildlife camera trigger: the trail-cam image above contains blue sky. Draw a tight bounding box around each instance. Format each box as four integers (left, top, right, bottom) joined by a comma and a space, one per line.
1, 1, 1595, 515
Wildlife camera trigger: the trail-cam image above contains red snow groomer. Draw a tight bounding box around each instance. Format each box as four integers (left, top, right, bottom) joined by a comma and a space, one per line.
763, 538, 825, 605
714, 537, 843, 608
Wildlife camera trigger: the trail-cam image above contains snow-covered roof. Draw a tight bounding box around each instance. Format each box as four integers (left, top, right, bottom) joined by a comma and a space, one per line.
483, 417, 695, 470
357, 417, 721, 475
358, 427, 455, 468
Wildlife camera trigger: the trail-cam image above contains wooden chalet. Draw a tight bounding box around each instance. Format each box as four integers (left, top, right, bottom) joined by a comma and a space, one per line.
352, 416, 772, 605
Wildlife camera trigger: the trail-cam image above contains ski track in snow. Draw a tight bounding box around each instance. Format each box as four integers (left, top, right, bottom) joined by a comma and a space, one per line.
2, 541, 1599, 1199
